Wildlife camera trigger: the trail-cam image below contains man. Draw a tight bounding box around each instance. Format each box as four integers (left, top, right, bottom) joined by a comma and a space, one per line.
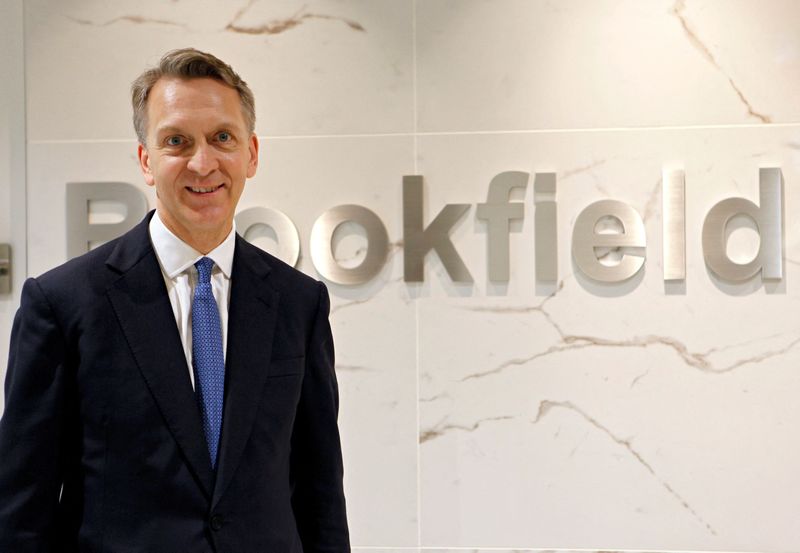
0, 48, 350, 552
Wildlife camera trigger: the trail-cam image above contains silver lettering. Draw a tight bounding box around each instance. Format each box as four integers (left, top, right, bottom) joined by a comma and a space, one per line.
701, 168, 783, 281
476, 171, 527, 282
663, 170, 686, 281
66, 182, 148, 258
235, 206, 301, 267
572, 200, 646, 282
534, 173, 558, 282
310, 204, 389, 285
403, 175, 472, 283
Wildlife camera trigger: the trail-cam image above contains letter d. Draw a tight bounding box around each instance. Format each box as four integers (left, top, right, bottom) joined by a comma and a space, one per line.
701, 168, 783, 282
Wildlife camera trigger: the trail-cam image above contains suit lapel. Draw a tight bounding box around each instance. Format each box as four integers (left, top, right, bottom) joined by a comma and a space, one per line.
212, 237, 278, 508
105, 215, 215, 498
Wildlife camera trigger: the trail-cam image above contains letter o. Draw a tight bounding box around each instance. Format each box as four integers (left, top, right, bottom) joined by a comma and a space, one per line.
310, 205, 389, 285
235, 207, 301, 267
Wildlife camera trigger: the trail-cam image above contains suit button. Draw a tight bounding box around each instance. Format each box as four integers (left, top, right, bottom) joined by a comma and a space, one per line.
210, 514, 224, 531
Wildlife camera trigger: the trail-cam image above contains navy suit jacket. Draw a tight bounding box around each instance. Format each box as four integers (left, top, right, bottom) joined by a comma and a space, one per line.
0, 213, 350, 552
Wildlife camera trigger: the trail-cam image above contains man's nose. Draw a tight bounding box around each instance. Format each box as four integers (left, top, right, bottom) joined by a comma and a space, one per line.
186, 141, 219, 176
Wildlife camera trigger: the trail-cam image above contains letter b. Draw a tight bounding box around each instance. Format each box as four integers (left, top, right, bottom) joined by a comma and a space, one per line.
66, 182, 148, 258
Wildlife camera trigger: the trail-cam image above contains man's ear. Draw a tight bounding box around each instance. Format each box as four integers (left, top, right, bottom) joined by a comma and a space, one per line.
246, 134, 259, 179
138, 144, 155, 187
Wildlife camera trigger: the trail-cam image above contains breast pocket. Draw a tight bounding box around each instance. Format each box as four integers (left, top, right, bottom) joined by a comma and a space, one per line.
268, 356, 305, 377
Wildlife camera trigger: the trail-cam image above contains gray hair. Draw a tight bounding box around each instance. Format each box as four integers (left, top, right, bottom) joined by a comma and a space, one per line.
131, 48, 256, 145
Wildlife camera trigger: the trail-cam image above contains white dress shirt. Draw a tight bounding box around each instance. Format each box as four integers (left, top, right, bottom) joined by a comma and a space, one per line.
148, 211, 235, 390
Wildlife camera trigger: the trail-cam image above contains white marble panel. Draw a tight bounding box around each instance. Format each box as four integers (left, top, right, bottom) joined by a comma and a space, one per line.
26, 141, 151, 276
0, 0, 27, 415
26, 135, 418, 546
25, 0, 413, 140
242, 136, 418, 545
425, 551, 706, 553
352, 550, 418, 553
417, 0, 800, 132
417, 127, 800, 550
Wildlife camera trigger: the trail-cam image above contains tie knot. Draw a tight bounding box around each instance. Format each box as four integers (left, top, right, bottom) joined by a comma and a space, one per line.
195, 257, 215, 284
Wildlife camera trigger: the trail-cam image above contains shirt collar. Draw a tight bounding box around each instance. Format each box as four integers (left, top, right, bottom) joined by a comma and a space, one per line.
149, 210, 235, 280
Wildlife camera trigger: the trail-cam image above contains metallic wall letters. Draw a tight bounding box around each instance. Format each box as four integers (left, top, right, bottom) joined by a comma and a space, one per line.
701, 168, 783, 281
403, 175, 472, 283
64, 167, 787, 288
663, 170, 686, 281
572, 200, 647, 282
66, 182, 148, 258
310, 204, 389, 285
235, 206, 301, 267
534, 173, 558, 281
476, 171, 528, 281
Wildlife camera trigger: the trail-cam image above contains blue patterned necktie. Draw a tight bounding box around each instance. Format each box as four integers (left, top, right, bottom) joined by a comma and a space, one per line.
192, 257, 225, 469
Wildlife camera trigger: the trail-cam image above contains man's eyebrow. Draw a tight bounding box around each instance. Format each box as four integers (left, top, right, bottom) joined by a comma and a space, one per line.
154, 125, 185, 136
154, 123, 243, 135
210, 121, 244, 132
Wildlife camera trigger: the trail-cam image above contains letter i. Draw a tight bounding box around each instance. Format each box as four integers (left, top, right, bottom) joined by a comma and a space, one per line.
534, 173, 557, 281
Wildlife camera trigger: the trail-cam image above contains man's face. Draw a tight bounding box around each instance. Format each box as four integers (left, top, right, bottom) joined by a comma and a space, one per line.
137, 77, 258, 247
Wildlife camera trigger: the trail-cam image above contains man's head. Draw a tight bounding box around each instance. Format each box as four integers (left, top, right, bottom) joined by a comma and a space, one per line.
131, 48, 255, 146
132, 48, 258, 253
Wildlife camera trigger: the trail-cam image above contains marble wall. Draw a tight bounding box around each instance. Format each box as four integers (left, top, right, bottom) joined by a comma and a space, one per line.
16, 0, 800, 551
0, 0, 27, 411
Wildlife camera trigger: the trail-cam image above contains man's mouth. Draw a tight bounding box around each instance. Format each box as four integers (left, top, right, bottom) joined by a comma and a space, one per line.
187, 184, 224, 194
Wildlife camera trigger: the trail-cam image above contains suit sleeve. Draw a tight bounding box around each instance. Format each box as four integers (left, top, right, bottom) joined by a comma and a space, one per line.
291, 282, 350, 552
0, 277, 73, 551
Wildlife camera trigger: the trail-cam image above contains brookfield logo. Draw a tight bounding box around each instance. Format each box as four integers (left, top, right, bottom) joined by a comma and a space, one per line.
66, 167, 783, 288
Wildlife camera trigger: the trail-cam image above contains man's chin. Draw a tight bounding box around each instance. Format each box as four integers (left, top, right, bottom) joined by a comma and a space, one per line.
161, 208, 233, 243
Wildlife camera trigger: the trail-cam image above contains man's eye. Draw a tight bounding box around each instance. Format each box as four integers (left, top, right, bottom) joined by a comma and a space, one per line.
166, 136, 184, 146
217, 132, 231, 142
